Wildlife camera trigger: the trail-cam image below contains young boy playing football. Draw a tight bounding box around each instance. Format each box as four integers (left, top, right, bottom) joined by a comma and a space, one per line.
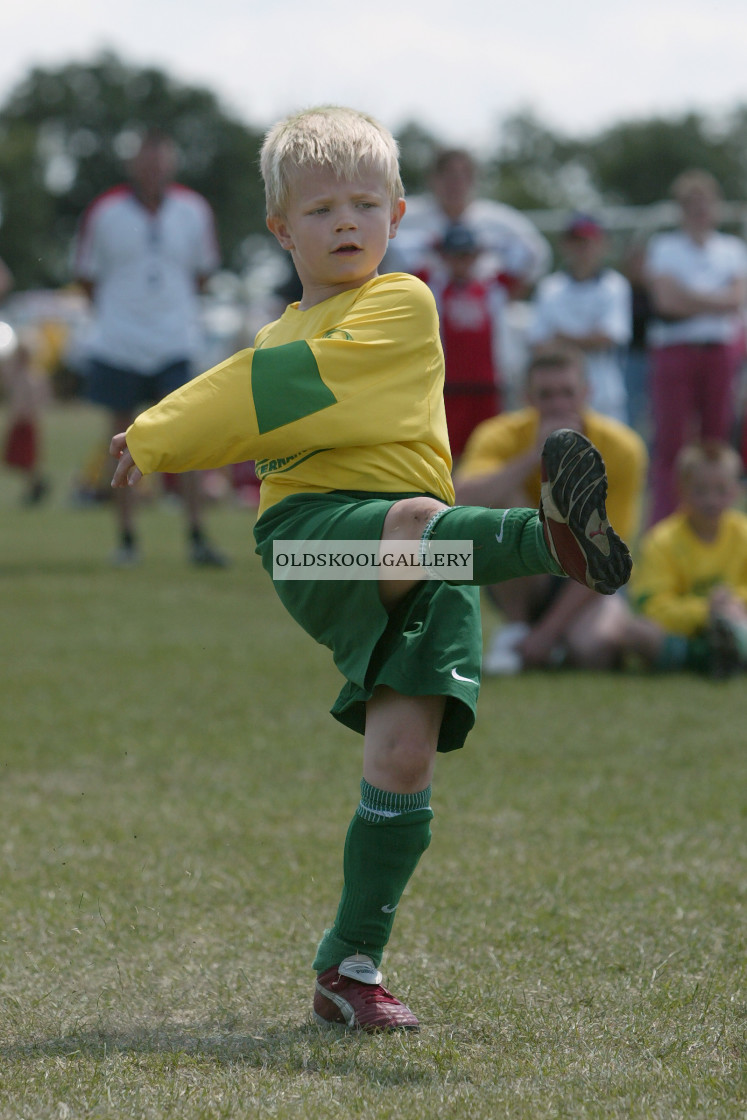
110, 106, 632, 1032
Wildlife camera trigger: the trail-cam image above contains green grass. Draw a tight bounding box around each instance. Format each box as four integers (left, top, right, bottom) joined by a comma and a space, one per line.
1, 403, 746, 1119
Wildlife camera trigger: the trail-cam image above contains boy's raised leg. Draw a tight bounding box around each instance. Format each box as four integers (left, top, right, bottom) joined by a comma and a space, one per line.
382, 429, 632, 599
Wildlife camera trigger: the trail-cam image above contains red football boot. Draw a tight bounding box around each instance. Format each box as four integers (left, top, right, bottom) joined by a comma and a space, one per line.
313, 954, 420, 1032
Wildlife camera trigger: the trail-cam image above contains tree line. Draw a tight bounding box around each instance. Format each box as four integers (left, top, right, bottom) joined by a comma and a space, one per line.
2, 51, 747, 289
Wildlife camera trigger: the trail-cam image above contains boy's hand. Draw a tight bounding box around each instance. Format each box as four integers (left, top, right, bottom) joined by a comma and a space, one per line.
110, 433, 143, 488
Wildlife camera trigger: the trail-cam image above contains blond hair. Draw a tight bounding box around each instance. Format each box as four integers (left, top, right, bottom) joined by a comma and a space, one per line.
676, 440, 742, 487
260, 105, 404, 218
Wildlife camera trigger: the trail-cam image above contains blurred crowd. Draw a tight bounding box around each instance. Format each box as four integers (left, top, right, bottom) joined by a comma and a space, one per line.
2, 135, 747, 674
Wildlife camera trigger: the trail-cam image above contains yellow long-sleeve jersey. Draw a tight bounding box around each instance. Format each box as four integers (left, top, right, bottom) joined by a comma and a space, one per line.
125, 273, 454, 517
632, 509, 747, 635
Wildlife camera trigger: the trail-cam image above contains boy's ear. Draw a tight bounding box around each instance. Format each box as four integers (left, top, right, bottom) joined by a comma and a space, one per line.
267, 214, 294, 251
389, 197, 406, 239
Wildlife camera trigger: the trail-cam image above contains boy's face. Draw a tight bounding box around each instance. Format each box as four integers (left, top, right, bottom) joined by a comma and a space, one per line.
267, 165, 405, 309
680, 461, 740, 526
561, 233, 606, 279
440, 249, 478, 283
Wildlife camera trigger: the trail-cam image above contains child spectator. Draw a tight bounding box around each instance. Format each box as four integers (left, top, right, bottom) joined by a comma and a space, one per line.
423, 223, 504, 459
391, 147, 550, 296
528, 213, 632, 424
632, 440, 747, 676
109, 106, 631, 1032
1, 256, 49, 504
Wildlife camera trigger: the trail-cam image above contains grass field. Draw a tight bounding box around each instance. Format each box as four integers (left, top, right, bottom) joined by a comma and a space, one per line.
1, 402, 746, 1119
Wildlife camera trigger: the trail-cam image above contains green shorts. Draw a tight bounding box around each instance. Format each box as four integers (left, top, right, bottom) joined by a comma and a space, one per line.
253, 491, 482, 752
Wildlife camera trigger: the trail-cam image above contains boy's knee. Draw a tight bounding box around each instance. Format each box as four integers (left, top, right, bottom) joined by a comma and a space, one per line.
376, 735, 435, 788
382, 496, 448, 542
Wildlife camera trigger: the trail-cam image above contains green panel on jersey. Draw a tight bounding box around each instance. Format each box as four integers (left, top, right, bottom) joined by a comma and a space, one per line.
252, 341, 337, 433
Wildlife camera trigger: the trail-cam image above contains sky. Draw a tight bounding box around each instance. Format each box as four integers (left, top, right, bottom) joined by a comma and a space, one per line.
4, 0, 747, 151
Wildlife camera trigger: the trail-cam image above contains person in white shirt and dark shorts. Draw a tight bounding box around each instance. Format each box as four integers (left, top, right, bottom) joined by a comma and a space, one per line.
75, 130, 228, 566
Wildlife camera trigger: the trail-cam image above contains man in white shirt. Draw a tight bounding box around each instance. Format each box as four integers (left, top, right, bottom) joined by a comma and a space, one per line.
390, 148, 550, 296
645, 169, 747, 523
75, 130, 227, 566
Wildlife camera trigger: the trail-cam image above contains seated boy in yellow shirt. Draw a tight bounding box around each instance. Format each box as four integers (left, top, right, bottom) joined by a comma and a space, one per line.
632, 440, 747, 676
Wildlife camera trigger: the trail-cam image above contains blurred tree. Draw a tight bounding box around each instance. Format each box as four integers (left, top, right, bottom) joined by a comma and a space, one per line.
483, 107, 747, 214
0, 52, 267, 288
3, 52, 747, 289
396, 120, 441, 197
484, 110, 581, 210
584, 112, 745, 205
722, 105, 747, 189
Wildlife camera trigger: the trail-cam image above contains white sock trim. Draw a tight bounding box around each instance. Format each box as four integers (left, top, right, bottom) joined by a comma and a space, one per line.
418, 506, 457, 581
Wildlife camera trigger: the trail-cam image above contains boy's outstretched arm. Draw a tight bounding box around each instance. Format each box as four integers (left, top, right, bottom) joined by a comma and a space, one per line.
110, 433, 143, 488
114, 278, 445, 482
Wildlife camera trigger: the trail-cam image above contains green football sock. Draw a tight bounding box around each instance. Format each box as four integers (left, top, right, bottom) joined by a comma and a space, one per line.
313, 781, 433, 973
422, 505, 562, 585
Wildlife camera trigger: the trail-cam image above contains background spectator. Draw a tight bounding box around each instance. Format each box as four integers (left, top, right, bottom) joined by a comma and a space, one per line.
527, 213, 632, 424
421, 223, 504, 459
631, 440, 747, 677
74, 130, 228, 566
0, 255, 48, 505
645, 169, 747, 524
620, 237, 655, 440
454, 346, 647, 674
391, 147, 551, 295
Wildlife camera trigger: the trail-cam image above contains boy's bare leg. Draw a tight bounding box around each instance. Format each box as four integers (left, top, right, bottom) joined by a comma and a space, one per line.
363, 686, 443, 792
378, 493, 554, 612
378, 496, 447, 610
379, 430, 633, 610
